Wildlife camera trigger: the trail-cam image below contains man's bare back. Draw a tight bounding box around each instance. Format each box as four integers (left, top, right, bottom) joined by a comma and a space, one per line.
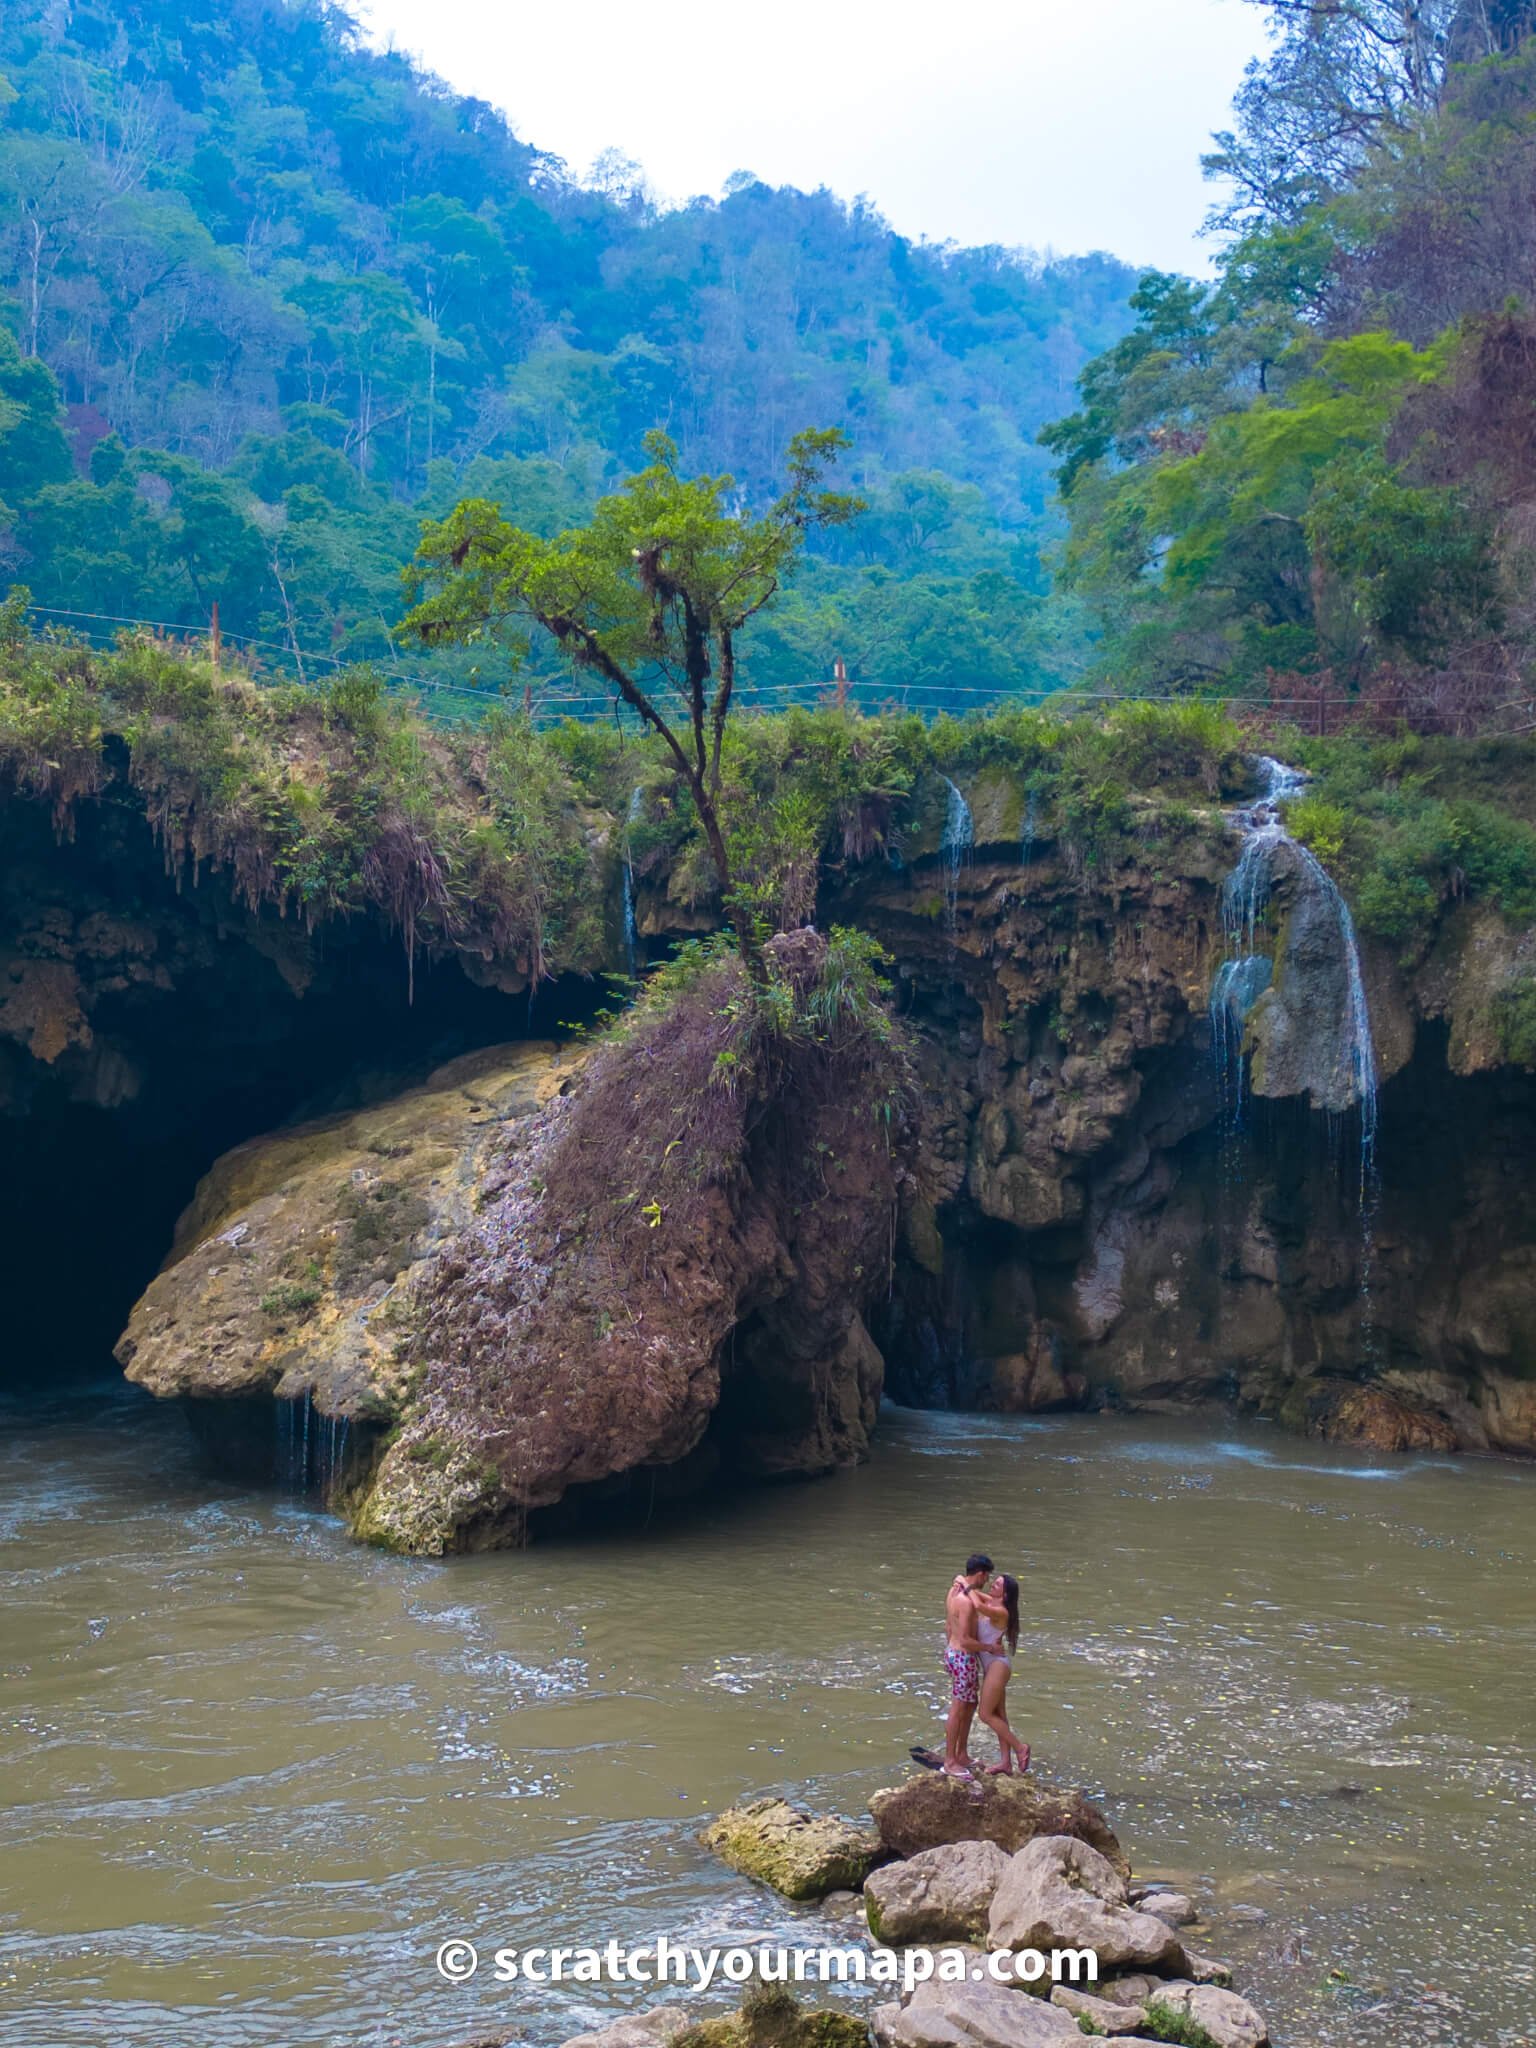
941, 1553, 992, 1776
946, 1575, 981, 1652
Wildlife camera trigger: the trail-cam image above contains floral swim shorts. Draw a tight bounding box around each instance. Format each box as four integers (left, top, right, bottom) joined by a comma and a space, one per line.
944, 1647, 981, 1705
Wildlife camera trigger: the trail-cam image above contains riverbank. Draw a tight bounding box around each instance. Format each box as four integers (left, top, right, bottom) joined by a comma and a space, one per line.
3, 1392, 1531, 2048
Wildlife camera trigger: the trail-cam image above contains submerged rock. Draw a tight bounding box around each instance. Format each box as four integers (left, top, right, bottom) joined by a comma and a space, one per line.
700, 1797, 885, 1901
1139, 1890, 1197, 1929
672, 1991, 868, 2048
868, 1774, 1127, 1876
560, 2017, 695, 2048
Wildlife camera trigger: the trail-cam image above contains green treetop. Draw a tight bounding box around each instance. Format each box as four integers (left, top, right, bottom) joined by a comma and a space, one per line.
402, 428, 862, 975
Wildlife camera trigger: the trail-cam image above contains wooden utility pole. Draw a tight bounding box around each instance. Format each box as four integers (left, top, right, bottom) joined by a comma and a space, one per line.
833, 655, 849, 709
210, 600, 222, 676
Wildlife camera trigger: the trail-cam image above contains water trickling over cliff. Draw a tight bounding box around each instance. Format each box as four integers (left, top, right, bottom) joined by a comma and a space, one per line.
939, 777, 973, 940
1214, 757, 1379, 1193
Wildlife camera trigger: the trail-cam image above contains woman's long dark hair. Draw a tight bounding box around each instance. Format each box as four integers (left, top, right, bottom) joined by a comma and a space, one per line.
1000, 1573, 1020, 1653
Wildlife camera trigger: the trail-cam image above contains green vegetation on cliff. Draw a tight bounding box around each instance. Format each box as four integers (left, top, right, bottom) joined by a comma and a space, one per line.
1290, 732, 1536, 950
1042, 12, 1536, 736
0, 618, 609, 984
0, 0, 1133, 702
6, 621, 1534, 1002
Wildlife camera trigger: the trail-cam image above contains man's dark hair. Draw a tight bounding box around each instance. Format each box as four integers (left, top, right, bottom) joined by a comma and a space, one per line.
965, 1552, 993, 1575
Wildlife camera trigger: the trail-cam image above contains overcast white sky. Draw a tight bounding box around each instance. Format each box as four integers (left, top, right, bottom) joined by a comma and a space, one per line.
357, 0, 1271, 274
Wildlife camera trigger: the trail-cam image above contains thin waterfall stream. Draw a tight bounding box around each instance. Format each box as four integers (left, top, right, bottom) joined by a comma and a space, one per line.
1211, 755, 1382, 1323
621, 783, 644, 978
939, 776, 973, 941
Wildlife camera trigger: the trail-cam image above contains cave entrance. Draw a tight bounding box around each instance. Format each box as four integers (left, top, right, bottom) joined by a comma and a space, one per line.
0, 793, 608, 1396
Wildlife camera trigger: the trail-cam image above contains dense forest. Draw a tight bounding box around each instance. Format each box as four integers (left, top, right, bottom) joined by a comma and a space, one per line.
0, 0, 1137, 706
6, 0, 1536, 733
1046, 0, 1536, 735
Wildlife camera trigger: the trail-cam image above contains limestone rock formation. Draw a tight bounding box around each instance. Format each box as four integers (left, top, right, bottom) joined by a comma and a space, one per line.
862, 1840, 1011, 1944
872, 1977, 1083, 2048
868, 1774, 1127, 1876
117, 1042, 569, 1422
834, 771, 1536, 1457
986, 1837, 1188, 1975
112, 926, 916, 1551
699, 1798, 885, 1901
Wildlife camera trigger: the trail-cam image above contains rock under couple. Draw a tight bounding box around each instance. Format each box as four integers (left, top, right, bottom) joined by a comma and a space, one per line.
918, 1551, 1032, 1782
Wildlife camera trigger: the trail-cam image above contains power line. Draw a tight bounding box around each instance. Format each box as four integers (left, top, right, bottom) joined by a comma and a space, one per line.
21, 604, 1421, 722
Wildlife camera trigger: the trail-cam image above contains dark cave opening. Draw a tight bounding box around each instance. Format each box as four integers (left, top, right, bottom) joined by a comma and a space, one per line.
0, 791, 609, 1395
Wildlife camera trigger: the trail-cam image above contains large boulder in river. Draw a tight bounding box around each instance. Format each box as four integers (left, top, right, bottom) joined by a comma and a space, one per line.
987, 1837, 1188, 1975
701, 1797, 885, 1901
863, 1840, 1011, 1944
869, 1774, 1127, 1877
873, 1978, 1081, 2048
115, 933, 919, 1552
116, 1041, 569, 1423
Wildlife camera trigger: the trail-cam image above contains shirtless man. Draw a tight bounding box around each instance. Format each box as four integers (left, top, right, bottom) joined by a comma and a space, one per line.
942, 1552, 993, 1778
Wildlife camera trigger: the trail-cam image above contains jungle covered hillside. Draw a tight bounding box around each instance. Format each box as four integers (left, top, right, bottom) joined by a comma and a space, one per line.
0, 0, 1135, 704
1044, 0, 1536, 734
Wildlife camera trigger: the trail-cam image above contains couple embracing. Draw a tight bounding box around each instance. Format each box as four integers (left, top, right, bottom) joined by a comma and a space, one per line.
937, 1551, 1031, 1781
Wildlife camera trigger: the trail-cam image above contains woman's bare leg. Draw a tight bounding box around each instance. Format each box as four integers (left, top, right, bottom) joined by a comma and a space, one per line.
978, 1665, 1030, 1773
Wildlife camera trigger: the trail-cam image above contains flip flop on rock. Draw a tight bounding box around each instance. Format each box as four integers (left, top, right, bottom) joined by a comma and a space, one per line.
909, 1745, 946, 1772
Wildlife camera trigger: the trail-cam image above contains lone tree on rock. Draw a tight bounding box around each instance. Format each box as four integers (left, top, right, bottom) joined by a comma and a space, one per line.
402, 429, 861, 978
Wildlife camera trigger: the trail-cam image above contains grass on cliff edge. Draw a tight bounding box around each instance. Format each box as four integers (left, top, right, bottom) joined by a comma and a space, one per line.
0, 611, 607, 983
4, 613, 1532, 995
0, 625, 1249, 971
1287, 730, 1536, 952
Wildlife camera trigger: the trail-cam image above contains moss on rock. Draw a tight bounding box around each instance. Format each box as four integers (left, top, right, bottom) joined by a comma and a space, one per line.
674, 1986, 867, 2048
699, 1798, 885, 1902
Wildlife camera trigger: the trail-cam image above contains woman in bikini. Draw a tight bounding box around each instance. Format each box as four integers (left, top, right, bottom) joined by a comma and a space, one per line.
970, 1573, 1031, 1775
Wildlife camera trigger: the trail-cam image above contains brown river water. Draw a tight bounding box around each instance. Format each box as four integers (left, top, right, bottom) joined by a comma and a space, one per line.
2, 1383, 1533, 2048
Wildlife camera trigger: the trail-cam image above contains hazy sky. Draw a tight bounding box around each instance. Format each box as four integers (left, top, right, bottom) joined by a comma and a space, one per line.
357, 0, 1270, 273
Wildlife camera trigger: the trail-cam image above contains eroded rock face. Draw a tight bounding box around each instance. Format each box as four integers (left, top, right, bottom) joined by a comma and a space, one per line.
116, 1042, 569, 1421
868, 1774, 1127, 1876
833, 777, 1536, 1457
116, 932, 918, 1552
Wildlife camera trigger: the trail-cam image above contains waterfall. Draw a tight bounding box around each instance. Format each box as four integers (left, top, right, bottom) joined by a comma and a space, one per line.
1212, 754, 1379, 1205
940, 777, 973, 941
275, 1391, 352, 1501
1210, 954, 1272, 1124
621, 784, 643, 977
